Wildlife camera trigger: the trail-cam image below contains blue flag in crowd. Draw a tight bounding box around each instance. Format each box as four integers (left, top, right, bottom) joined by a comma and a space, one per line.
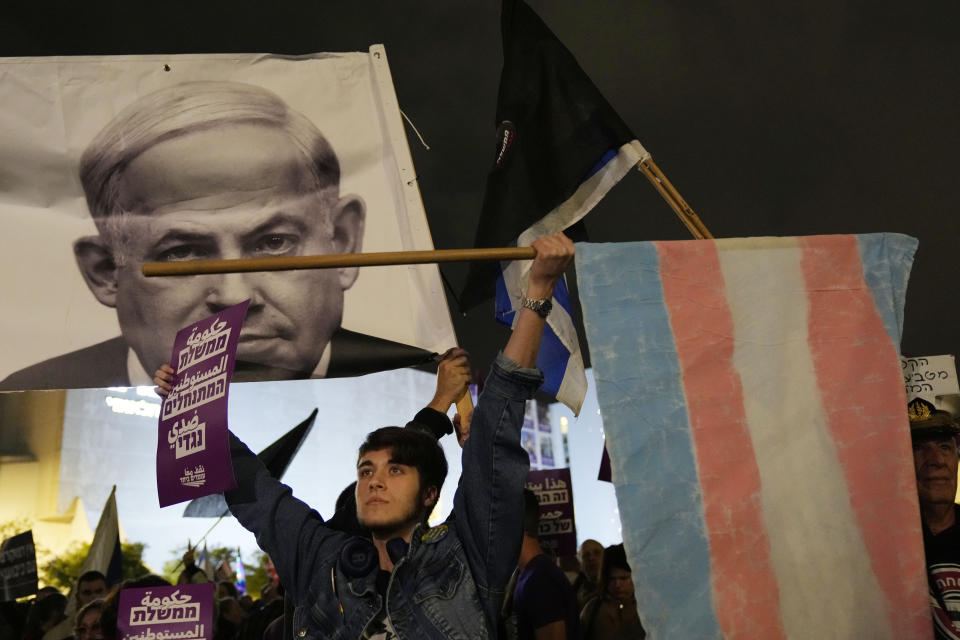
235, 547, 247, 596
462, 0, 649, 413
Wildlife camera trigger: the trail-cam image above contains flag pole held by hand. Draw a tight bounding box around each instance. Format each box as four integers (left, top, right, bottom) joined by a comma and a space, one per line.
142, 247, 537, 278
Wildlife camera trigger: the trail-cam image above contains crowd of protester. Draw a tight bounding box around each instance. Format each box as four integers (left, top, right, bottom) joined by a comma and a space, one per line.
0, 565, 294, 640
0, 534, 646, 640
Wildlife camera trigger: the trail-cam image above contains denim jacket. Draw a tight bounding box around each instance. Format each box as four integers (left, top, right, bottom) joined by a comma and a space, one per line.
226, 354, 543, 639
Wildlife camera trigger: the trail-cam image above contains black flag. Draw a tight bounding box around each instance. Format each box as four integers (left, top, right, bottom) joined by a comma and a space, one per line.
183, 408, 318, 517
460, 0, 643, 311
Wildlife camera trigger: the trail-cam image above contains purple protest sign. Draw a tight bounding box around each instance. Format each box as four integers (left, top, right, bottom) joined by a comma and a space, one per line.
156, 301, 249, 507
117, 583, 213, 640
525, 468, 577, 556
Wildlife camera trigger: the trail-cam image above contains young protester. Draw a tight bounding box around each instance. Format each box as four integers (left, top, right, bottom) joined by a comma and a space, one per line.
154, 232, 574, 638
74, 599, 106, 640
580, 544, 646, 640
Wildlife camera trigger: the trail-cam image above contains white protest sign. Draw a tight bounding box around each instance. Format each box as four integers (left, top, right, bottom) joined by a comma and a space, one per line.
900, 354, 959, 405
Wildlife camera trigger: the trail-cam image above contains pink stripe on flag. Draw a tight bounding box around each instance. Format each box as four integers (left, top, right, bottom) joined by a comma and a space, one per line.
800, 235, 930, 637
657, 241, 787, 639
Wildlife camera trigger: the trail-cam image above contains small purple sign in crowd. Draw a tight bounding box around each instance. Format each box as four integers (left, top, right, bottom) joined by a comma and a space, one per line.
525, 468, 578, 556
117, 583, 214, 640
156, 301, 249, 507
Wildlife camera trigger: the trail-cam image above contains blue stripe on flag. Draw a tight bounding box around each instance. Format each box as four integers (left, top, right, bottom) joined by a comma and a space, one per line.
856, 233, 918, 349
495, 266, 573, 399
575, 241, 722, 638
583, 147, 618, 182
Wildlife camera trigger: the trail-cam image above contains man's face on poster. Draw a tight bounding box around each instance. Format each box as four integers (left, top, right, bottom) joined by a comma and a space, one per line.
75, 123, 364, 379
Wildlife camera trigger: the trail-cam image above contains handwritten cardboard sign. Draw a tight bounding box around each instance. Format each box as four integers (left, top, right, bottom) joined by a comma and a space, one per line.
901, 355, 959, 403
525, 468, 578, 556
0, 530, 37, 601
117, 583, 214, 640
157, 301, 248, 507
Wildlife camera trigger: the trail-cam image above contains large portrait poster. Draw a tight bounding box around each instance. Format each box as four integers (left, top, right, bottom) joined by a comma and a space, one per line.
0, 48, 455, 391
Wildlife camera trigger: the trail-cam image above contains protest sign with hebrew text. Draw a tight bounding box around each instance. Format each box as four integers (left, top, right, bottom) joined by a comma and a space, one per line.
157, 301, 248, 507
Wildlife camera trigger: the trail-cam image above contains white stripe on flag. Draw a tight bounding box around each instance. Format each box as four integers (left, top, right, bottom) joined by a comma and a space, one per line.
498, 141, 647, 414
717, 240, 891, 639
518, 140, 649, 246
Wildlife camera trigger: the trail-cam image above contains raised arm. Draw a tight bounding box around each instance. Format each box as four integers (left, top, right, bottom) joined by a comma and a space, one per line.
503, 233, 576, 367
452, 232, 575, 611
154, 365, 343, 600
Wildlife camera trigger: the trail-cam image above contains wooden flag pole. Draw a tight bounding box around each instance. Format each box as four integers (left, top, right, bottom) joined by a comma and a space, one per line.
637, 156, 714, 240
142, 246, 536, 278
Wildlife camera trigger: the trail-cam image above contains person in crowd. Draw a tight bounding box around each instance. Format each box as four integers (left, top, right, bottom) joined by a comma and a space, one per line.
572, 539, 603, 610
35, 587, 62, 601
580, 544, 645, 640
217, 581, 239, 600
512, 489, 579, 639
0, 599, 30, 640
909, 397, 960, 639
75, 571, 110, 610
74, 599, 105, 640
176, 549, 210, 585
557, 554, 580, 579
238, 595, 255, 612
22, 592, 67, 640
154, 232, 574, 639
215, 597, 246, 640
98, 574, 171, 640
239, 583, 284, 640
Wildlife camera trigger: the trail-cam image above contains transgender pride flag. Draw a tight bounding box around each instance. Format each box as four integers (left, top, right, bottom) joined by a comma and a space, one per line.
577, 234, 930, 639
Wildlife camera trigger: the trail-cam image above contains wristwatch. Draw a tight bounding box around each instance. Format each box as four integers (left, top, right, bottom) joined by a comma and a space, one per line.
520, 296, 553, 318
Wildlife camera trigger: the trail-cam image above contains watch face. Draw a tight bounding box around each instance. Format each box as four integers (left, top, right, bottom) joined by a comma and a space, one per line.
523, 297, 552, 317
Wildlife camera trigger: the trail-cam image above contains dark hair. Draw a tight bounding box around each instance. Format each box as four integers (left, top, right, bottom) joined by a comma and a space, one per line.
125, 574, 172, 589
74, 598, 105, 635
100, 575, 172, 639
357, 427, 448, 519
23, 592, 68, 637
217, 580, 239, 599
601, 544, 632, 585
522, 489, 541, 538
77, 570, 108, 587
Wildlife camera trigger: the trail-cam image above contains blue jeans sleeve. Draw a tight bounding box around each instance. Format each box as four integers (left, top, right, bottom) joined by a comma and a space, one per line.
453, 353, 543, 595
225, 432, 342, 601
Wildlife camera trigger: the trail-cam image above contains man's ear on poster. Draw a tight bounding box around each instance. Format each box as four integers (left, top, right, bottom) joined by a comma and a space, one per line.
330, 193, 366, 291
74, 235, 119, 307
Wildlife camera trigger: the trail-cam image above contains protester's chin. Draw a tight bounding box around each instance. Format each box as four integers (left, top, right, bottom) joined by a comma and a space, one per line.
357, 514, 404, 535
